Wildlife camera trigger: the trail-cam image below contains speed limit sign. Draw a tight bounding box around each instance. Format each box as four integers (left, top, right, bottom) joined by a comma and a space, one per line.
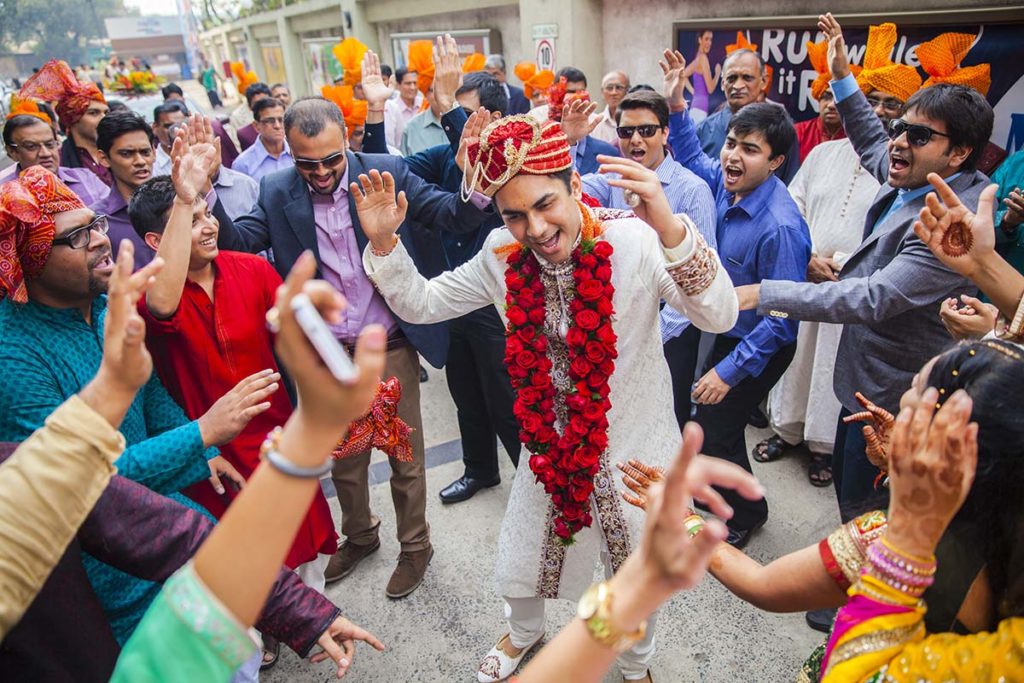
535, 38, 555, 72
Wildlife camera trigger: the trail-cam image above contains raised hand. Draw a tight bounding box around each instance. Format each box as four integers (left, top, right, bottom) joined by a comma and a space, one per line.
842, 391, 895, 469
170, 123, 218, 204
914, 173, 998, 280
198, 369, 281, 447
351, 170, 408, 253
311, 615, 386, 679
884, 388, 978, 558
559, 97, 599, 145
455, 107, 490, 173
597, 154, 682, 243
659, 48, 688, 113
432, 33, 462, 112
617, 459, 665, 510
818, 13, 851, 80
361, 50, 394, 108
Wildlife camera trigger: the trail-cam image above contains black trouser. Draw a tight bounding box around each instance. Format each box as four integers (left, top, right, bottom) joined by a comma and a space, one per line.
694, 335, 796, 530
832, 408, 876, 522
663, 324, 703, 430
446, 306, 521, 479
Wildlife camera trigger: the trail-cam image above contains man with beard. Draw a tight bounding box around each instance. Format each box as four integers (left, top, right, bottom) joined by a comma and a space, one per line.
0, 167, 270, 643
735, 13, 994, 519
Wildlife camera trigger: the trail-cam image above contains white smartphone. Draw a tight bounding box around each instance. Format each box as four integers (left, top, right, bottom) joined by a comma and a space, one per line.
290, 292, 359, 383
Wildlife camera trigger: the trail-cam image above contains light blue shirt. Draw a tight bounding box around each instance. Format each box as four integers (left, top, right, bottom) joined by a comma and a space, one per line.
212, 167, 259, 220
400, 109, 447, 157
232, 136, 293, 183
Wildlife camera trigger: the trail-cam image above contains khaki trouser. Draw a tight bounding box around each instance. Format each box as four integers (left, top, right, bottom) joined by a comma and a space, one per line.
330, 343, 430, 552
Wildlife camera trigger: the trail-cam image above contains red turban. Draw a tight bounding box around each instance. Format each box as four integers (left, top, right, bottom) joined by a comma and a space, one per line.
546, 77, 590, 122
0, 166, 86, 303
463, 115, 573, 197
18, 60, 105, 128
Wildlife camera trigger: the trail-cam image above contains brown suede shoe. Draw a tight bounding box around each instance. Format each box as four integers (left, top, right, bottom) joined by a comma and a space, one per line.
325, 538, 381, 584
385, 544, 434, 599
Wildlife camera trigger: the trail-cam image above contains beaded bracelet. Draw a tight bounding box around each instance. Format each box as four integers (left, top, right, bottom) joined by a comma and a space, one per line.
866, 538, 936, 598
259, 427, 334, 479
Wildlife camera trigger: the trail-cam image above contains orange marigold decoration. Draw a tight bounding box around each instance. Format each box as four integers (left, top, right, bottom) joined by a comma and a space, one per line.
332, 378, 414, 461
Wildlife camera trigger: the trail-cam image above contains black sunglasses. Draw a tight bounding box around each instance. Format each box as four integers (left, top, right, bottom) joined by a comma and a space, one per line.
616, 125, 662, 140
294, 151, 346, 172
52, 214, 109, 249
887, 119, 950, 147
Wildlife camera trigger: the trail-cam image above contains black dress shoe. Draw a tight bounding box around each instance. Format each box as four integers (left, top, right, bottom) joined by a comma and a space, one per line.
747, 407, 769, 429
806, 608, 837, 633
439, 475, 500, 504
725, 519, 766, 549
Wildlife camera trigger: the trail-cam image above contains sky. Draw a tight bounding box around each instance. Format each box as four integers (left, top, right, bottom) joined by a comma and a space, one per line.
124, 0, 181, 18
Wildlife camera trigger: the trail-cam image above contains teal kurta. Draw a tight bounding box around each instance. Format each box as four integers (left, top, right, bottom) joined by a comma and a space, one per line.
992, 149, 1024, 273
0, 295, 217, 642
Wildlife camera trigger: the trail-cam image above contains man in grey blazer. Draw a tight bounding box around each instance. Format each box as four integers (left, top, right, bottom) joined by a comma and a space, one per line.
735, 17, 995, 517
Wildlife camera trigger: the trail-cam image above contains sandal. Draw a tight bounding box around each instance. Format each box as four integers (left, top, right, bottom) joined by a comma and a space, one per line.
751, 435, 788, 463
808, 453, 833, 487
260, 635, 280, 670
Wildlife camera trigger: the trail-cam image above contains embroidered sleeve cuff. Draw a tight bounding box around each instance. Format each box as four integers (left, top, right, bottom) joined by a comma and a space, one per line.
665, 226, 719, 296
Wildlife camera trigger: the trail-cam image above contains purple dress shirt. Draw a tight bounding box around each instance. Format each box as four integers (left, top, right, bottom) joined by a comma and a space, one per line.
232, 137, 294, 183
311, 170, 399, 343
92, 188, 153, 270
0, 165, 109, 206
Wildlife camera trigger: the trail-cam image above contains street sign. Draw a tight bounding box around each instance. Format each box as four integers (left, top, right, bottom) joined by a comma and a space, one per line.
535, 38, 555, 72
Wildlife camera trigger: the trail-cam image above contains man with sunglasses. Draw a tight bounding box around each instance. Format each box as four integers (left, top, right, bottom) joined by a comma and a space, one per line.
217, 96, 493, 599
1, 114, 109, 205
736, 13, 995, 518
232, 97, 294, 182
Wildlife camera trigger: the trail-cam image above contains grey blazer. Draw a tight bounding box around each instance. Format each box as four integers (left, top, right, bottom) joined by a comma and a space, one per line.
757, 87, 990, 414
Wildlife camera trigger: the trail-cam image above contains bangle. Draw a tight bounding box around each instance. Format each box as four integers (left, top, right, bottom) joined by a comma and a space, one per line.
259, 426, 333, 478
370, 235, 399, 257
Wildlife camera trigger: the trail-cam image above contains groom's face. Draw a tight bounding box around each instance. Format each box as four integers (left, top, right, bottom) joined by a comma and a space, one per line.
495, 171, 584, 264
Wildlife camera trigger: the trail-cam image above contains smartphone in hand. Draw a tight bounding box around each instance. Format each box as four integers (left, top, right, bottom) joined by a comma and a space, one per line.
290, 292, 359, 383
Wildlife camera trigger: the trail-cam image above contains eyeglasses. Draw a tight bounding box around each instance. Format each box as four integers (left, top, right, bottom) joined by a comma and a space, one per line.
887, 119, 950, 147
867, 96, 905, 114
258, 116, 284, 126
8, 140, 60, 154
616, 125, 661, 139
294, 151, 346, 171
52, 214, 109, 249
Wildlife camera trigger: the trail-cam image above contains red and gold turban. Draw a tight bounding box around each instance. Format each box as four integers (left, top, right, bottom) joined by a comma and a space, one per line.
407, 40, 435, 98
229, 62, 259, 96
321, 84, 368, 138
514, 62, 556, 101
462, 53, 486, 73
18, 60, 104, 128
806, 39, 861, 101
333, 37, 369, 88
5, 95, 52, 124
855, 23, 922, 103
463, 115, 573, 197
0, 166, 86, 303
917, 32, 991, 96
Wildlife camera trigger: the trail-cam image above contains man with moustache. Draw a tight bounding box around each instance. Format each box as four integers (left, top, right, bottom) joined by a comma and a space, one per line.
589, 70, 631, 145
735, 13, 994, 517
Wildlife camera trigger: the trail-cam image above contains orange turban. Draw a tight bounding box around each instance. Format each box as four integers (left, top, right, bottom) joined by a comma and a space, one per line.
514, 62, 555, 100
806, 40, 861, 100
333, 37, 368, 88
229, 62, 259, 96
462, 53, 486, 73
917, 32, 991, 96
18, 60, 104, 128
855, 23, 922, 103
5, 96, 52, 124
464, 115, 573, 197
0, 166, 86, 303
406, 40, 435, 97
321, 84, 368, 137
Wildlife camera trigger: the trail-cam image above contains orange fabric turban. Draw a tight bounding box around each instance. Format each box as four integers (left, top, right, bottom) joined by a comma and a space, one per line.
462, 53, 486, 73
855, 23, 922, 103
917, 32, 991, 96
464, 115, 573, 197
18, 60, 104, 128
5, 96, 52, 124
0, 166, 86, 303
806, 40, 861, 101
321, 84, 368, 137
229, 62, 259, 96
333, 37, 368, 88
406, 40, 435, 97
514, 62, 555, 100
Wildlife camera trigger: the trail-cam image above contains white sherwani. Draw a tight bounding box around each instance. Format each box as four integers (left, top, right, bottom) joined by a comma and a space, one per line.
364, 212, 737, 599
768, 139, 881, 453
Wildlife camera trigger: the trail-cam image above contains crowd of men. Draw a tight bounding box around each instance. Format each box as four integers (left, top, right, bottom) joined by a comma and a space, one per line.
0, 13, 1010, 682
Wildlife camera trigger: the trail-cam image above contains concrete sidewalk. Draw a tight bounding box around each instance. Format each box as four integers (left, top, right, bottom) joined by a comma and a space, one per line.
265, 365, 837, 682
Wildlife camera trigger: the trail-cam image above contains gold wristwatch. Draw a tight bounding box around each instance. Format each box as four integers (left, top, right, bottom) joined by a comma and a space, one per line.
576, 581, 646, 653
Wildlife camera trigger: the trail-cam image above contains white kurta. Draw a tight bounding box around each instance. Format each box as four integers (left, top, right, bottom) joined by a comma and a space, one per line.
364, 213, 737, 600
768, 139, 881, 453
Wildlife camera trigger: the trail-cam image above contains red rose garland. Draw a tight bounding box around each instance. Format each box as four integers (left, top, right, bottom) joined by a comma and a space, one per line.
504, 233, 617, 545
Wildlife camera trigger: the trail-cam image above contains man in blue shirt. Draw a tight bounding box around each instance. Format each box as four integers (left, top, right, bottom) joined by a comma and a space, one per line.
665, 53, 811, 548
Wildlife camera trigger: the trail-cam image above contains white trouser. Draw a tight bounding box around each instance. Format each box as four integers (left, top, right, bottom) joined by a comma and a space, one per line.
295, 552, 331, 594
231, 650, 261, 682
503, 552, 656, 679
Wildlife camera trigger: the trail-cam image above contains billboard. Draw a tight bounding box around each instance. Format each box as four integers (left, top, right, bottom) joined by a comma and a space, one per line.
675, 21, 1021, 152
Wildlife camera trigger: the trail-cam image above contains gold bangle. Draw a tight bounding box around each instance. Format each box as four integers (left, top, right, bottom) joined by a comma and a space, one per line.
576, 581, 647, 654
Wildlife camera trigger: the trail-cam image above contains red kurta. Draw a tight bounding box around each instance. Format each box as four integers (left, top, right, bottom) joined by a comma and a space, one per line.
795, 116, 847, 163
140, 251, 338, 568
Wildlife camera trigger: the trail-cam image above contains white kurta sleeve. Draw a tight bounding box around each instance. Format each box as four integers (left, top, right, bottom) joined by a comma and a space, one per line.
646, 217, 738, 333
363, 235, 504, 325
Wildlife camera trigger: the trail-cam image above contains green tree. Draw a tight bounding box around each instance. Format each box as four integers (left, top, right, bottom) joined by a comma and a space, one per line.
0, 0, 138, 64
